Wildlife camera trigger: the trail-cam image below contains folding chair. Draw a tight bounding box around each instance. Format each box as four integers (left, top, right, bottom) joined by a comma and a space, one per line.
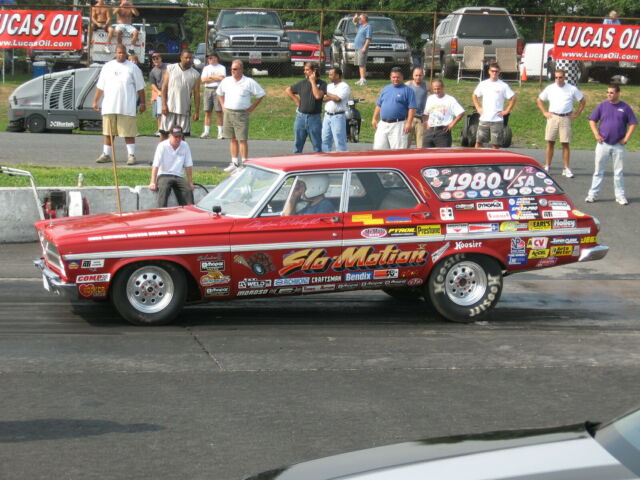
457, 46, 485, 83
495, 47, 521, 86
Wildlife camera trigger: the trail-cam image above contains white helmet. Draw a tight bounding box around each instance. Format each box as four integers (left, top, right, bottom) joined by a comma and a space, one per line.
302, 175, 330, 198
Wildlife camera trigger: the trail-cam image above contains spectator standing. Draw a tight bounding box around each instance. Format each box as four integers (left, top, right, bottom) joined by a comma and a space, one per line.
285, 62, 327, 154
149, 53, 166, 136
217, 60, 266, 173
322, 67, 350, 152
200, 53, 226, 139
473, 63, 516, 149
536, 69, 586, 178
585, 84, 637, 205
92, 43, 145, 166
371, 67, 417, 150
405, 66, 429, 148
149, 125, 194, 207
603, 11, 621, 24
91, 0, 111, 33
160, 49, 200, 140
423, 79, 465, 148
105, 0, 139, 51
352, 13, 372, 86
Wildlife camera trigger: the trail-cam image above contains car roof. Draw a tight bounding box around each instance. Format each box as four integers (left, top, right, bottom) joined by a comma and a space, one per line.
248, 149, 537, 173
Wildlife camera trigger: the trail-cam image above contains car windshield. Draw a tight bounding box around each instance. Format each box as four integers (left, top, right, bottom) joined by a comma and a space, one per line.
219, 11, 282, 29
196, 166, 280, 217
195, 43, 205, 54
458, 12, 517, 38
346, 17, 398, 36
288, 31, 320, 44
596, 408, 640, 476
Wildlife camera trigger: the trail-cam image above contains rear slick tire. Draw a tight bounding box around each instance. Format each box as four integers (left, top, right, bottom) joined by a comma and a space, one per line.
426, 253, 503, 323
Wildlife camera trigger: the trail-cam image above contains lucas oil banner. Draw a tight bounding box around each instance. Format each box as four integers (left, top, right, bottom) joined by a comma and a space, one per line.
0, 10, 82, 50
553, 22, 640, 63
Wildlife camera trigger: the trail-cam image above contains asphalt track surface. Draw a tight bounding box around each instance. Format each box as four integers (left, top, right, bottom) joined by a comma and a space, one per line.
1, 134, 640, 479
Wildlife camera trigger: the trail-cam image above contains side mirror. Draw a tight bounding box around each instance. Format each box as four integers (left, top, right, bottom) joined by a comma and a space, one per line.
285, 21, 294, 27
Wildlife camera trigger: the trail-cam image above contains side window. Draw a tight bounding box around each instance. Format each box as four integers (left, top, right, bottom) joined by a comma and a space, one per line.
260, 173, 343, 217
347, 171, 419, 213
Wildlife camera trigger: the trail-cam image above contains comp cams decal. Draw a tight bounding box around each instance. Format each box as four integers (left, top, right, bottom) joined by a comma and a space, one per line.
76, 274, 110, 283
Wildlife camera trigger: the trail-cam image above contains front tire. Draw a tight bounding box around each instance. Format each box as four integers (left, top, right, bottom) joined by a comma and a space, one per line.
111, 261, 187, 326
27, 114, 46, 133
426, 254, 503, 323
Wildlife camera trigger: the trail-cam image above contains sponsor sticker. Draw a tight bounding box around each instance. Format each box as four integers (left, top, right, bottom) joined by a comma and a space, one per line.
446, 223, 469, 234
469, 223, 499, 233
553, 219, 577, 228
511, 237, 526, 254
508, 254, 527, 265
345, 271, 373, 282
352, 214, 384, 225
76, 274, 110, 283
580, 236, 597, 244
373, 269, 399, 279
205, 287, 230, 296
431, 242, 450, 263
417, 225, 442, 236
440, 191, 452, 200
501, 221, 528, 232
423, 168, 439, 178
68, 261, 79, 270
385, 217, 411, 223
536, 257, 558, 268
201, 260, 225, 271
78, 284, 107, 297
455, 203, 475, 210
361, 227, 387, 238
81, 259, 105, 269
542, 210, 569, 219
550, 245, 573, 256
572, 209, 586, 217
200, 272, 230, 286
238, 278, 272, 289
454, 240, 482, 250
550, 237, 579, 245
407, 278, 424, 286
487, 211, 512, 221
527, 237, 548, 249
528, 249, 550, 259
476, 200, 504, 211
388, 226, 416, 237
311, 275, 341, 284
528, 220, 552, 231
274, 277, 310, 286
549, 201, 571, 210
302, 284, 336, 293
271, 287, 299, 295
237, 289, 269, 296
440, 207, 454, 220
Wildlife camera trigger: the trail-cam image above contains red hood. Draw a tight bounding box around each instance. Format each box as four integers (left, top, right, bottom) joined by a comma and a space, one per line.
35, 205, 234, 254
291, 42, 321, 52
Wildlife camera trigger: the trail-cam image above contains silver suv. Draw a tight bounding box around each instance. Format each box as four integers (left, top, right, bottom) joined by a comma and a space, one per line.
331, 15, 412, 79
423, 7, 522, 78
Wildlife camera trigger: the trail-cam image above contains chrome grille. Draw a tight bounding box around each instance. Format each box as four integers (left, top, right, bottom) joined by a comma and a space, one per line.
369, 43, 393, 51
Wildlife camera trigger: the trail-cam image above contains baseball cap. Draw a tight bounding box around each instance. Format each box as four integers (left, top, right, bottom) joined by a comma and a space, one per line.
169, 125, 183, 137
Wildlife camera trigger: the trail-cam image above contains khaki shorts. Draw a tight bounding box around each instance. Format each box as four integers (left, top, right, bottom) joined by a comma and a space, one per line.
102, 114, 138, 138
545, 114, 572, 143
203, 87, 222, 112
160, 112, 191, 136
476, 120, 504, 146
223, 109, 249, 141
354, 50, 367, 66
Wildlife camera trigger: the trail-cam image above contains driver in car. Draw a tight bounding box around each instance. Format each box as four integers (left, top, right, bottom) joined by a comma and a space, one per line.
283, 175, 336, 216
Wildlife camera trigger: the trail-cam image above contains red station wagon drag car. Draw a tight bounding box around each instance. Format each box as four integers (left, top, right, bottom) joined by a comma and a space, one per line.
34, 149, 608, 326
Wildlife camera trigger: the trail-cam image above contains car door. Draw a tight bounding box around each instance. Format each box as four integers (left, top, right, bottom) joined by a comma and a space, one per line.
339, 169, 434, 291
228, 172, 345, 297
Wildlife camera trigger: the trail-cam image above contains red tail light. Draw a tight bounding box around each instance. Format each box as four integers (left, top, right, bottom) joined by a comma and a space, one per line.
517, 39, 524, 55
451, 38, 458, 55
181, 42, 189, 50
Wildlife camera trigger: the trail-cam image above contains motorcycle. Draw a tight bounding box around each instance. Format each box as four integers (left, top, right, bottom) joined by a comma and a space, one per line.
345, 98, 364, 143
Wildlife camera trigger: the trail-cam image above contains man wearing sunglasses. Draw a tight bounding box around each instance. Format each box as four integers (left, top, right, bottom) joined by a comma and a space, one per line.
536, 69, 586, 178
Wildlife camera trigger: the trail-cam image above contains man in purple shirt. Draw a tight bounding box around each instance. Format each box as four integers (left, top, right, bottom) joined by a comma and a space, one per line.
586, 84, 637, 205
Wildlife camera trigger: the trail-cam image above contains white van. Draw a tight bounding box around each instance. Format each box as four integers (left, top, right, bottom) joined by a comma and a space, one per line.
519, 43, 553, 80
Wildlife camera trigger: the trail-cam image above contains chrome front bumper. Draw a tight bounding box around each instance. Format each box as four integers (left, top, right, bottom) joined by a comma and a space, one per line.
578, 245, 609, 262
33, 259, 77, 298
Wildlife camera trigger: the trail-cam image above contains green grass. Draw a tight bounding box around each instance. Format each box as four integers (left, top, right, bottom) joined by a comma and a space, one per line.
2, 72, 639, 152
0, 164, 227, 187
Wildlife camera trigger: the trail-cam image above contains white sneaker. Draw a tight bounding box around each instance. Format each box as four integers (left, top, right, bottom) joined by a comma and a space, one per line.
96, 153, 111, 164
217, 132, 224, 140
616, 197, 629, 205
585, 195, 595, 203
200, 131, 209, 139
126, 154, 137, 166
562, 168, 574, 178
223, 162, 238, 173
154, 131, 160, 137
543, 165, 550, 173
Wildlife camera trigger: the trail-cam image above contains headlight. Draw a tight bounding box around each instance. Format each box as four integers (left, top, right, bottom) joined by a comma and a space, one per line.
193, 58, 202, 66
392, 42, 408, 51
215, 37, 230, 48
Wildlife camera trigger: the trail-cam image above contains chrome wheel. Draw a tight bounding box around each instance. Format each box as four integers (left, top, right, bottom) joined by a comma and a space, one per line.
443, 261, 487, 306
125, 265, 175, 314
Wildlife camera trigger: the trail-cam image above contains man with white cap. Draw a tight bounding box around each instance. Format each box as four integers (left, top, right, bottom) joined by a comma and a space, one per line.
149, 125, 194, 207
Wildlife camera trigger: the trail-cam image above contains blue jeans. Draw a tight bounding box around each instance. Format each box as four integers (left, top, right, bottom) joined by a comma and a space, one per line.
588, 142, 626, 199
293, 112, 322, 153
321, 113, 348, 152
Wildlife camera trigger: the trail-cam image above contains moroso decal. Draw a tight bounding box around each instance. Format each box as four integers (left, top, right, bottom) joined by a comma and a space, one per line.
76, 274, 110, 283
278, 245, 428, 277
352, 214, 384, 225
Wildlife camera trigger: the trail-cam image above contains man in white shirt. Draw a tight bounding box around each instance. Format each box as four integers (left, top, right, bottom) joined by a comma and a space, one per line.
472, 63, 516, 149
321, 67, 351, 152
200, 53, 226, 139
217, 59, 266, 173
423, 79, 465, 148
149, 125, 194, 207
536, 69, 586, 178
92, 43, 146, 166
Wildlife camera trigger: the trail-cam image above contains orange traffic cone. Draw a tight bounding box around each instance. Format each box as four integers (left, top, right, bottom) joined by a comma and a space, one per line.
521, 66, 528, 82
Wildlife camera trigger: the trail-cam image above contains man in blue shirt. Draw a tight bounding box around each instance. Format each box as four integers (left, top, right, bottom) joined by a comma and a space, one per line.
352, 13, 372, 86
372, 67, 417, 150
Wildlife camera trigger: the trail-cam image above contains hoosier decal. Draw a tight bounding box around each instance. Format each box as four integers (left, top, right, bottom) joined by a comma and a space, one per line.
279, 245, 428, 276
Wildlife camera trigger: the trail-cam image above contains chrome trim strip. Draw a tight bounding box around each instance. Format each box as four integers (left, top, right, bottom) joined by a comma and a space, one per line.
63, 228, 593, 260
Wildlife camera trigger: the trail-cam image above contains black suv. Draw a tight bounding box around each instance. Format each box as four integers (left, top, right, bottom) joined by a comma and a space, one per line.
331, 15, 412, 79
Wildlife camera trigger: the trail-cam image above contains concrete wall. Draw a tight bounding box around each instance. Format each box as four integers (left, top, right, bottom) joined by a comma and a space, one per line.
1, 185, 213, 243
